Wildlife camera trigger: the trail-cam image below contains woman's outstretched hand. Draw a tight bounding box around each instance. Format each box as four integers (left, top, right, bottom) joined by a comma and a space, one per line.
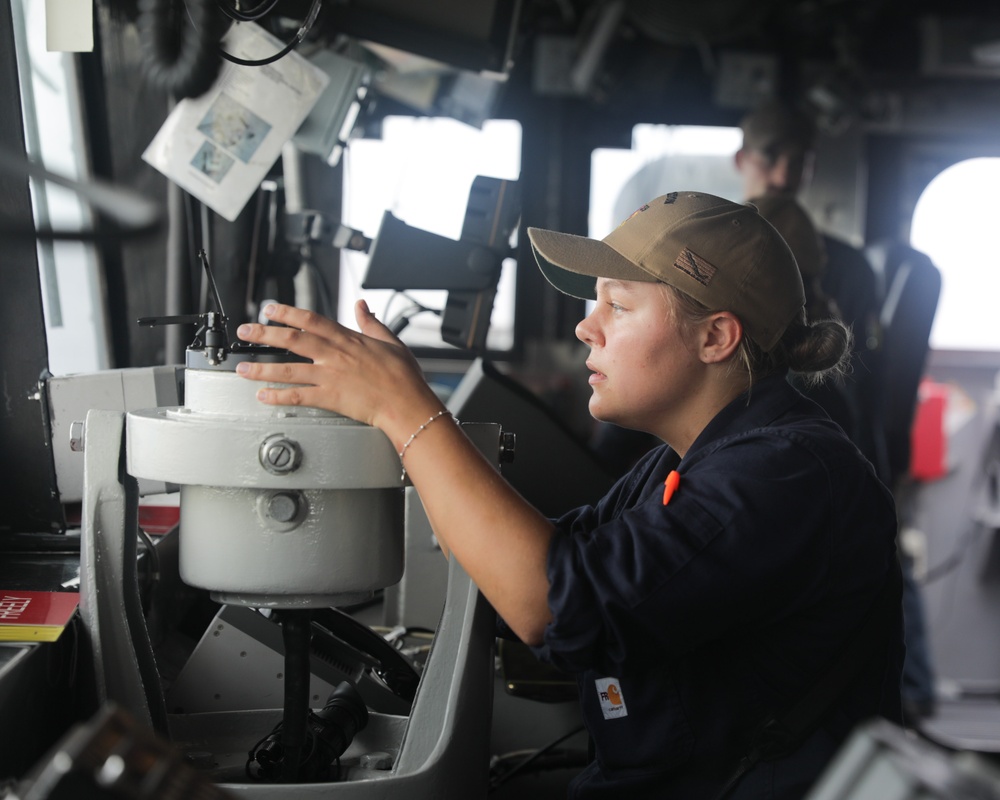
234, 300, 444, 449
237, 299, 555, 644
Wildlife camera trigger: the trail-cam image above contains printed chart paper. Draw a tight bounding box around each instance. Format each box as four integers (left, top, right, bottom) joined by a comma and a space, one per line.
143, 23, 329, 221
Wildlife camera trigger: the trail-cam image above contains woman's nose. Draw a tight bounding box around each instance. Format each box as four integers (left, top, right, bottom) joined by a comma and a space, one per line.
576, 312, 599, 345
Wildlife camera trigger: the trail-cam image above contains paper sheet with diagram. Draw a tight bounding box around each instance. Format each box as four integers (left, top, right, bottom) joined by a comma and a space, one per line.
142, 23, 329, 222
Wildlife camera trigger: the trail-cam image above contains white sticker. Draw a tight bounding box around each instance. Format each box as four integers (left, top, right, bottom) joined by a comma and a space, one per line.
595, 676, 628, 720
46, 0, 94, 53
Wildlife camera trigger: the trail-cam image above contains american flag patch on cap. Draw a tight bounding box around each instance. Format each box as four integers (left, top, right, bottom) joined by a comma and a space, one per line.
674, 247, 717, 286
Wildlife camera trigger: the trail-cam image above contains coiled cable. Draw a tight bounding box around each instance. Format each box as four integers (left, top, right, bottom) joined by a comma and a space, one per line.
217, 0, 282, 23
138, 0, 226, 99
218, 0, 323, 67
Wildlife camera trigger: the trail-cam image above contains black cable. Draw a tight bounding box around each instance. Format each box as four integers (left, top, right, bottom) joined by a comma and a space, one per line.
401, 626, 435, 637
489, 725, 587, 792
382, 290, 403, 324
387, 292, 443, 335
387, 307, 410, 334
245, 722, 322, 780
245, 187, 269, 320
246, 723, 281, 779
218, 0, 322, 67
184, 193, 204, 305
138, 0, 226, 99
136, 527, 161, 614
217, 0, 282, 22
388, 306, 421, 335
199, 205, 213, 313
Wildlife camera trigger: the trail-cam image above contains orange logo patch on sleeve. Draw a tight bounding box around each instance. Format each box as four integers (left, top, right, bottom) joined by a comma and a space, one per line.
595, 677, 629, 720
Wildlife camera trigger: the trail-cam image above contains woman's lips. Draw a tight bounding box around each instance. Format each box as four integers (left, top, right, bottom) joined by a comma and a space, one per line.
586, 362, 606, 384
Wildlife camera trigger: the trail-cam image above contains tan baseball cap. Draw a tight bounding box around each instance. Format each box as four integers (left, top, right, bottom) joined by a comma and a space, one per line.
527, 191, 806, 351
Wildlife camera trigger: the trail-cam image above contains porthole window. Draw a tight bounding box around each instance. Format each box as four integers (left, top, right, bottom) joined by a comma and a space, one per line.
911, 157, 1000, 352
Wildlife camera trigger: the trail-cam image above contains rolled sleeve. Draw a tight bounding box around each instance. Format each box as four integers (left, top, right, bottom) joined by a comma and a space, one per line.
533, 526, 608, 672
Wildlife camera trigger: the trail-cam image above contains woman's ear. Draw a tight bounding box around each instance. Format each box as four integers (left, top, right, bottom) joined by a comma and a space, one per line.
700, 312, 743, 364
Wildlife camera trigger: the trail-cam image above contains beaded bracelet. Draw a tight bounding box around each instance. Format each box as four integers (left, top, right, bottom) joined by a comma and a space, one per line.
398, 409, 455, 481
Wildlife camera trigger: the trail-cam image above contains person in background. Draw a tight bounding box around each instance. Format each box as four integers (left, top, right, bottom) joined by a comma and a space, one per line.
236, 191, 903, 798
738, 101, 937, 725
749, 192, 853, 436
736, 101, 883, 465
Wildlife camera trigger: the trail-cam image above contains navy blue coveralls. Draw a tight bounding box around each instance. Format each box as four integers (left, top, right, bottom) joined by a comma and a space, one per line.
530, 374, 903, 799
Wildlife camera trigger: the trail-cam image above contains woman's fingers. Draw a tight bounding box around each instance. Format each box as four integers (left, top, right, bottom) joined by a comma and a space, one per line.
355, 299, 400, 345
236, 303, 347, 357
235, 320, 305, 353
236, 323, 320, 359
234, 359, 314, 386
262, 303, 340, 338
253, 384, 327, 409
235, 303, 399, 423
234, 302, 433, 429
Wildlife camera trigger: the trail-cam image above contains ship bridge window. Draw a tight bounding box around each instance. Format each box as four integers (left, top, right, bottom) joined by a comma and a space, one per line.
11, 0, 109, 375
911, 157, 1000, 352
589, 124, 743, 239
339, 115, 521, 352
588, 124, 743, 317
